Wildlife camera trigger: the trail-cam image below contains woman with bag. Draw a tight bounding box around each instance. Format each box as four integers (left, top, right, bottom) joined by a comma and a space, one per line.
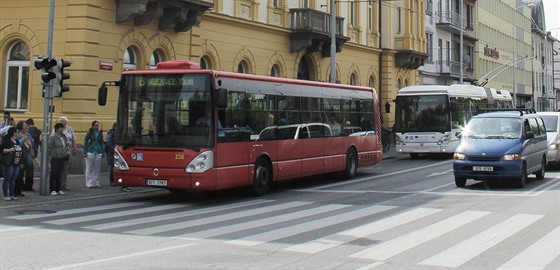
83, 120, 104, 188
1, 127, 23, 201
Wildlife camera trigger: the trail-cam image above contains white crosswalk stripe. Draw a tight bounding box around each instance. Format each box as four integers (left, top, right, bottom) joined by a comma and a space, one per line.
175, 204, 351, 240
226, 205, 396, 247
284, 207, 442, 254
125, 201, 313, 235
7, 202, 145, 220
419, 214, 543, 268
349, 210, 490, 260
83, 199, 272, 231
497, 226, 560, 270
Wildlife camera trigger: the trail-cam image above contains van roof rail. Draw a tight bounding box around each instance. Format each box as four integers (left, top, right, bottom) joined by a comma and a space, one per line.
475, 108, 536, 116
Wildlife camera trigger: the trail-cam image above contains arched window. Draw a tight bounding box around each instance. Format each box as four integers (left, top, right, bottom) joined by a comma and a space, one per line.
150, 50, 163, 69
368, 75, 375, 88
350, 73, 358, 85
237, 60, 248, 73
5, 41, 30, 110
123, 47, 137, 70
200, 55, 212, 69
270, 64, 280, 77
297, 58, 310, 80
397, 78, 402, 89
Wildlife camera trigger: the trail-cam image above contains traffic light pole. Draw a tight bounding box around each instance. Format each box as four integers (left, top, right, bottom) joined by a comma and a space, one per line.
39, 0, 56, 196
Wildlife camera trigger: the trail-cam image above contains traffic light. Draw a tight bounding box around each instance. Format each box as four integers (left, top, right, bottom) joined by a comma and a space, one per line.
52, 58, 71, 97
33, 57, 57, 83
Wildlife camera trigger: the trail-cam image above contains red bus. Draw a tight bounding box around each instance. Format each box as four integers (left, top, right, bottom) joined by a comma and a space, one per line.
98, 60, 383, 195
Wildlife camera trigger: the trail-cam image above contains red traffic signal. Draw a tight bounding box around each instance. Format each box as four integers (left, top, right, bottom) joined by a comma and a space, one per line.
34, 57, 57, 83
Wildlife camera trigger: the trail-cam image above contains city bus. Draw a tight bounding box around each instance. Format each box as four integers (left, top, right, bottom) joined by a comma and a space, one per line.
394, 84, 513, 158
98, 60, 383, 195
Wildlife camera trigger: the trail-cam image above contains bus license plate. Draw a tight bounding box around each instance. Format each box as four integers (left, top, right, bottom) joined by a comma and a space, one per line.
473, 166, 493, 172
146, 179, 167, 186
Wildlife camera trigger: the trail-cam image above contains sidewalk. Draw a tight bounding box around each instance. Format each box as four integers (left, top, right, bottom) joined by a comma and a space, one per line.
0, 172, 160, 209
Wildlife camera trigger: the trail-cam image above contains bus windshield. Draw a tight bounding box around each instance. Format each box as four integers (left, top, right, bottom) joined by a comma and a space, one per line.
395, 94, 450, 133
116, 73, 214, 148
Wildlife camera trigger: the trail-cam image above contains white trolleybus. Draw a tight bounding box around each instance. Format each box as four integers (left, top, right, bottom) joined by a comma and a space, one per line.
394, 84, 513, 158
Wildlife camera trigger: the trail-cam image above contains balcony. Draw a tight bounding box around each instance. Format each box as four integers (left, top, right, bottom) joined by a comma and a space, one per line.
289, 8, 349, 57
436, 60, 475, 81
435, 11, 476, 41
115, 0, 213, 32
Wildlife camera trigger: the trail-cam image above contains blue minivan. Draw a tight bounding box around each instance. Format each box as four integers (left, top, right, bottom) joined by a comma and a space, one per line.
453, 109, 547, 188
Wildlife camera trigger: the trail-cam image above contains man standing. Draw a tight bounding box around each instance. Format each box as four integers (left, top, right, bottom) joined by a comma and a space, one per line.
0, 111, 10, 129
48, 123, 69, 196
58, 116, 76, 190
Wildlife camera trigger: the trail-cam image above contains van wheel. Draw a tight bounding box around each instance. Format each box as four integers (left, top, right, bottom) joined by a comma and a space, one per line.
252, 158, 271, 196
455, 177, 467, 187
516, 164, 527, 188
343, 148, 358, 179
536, 157, 546, 180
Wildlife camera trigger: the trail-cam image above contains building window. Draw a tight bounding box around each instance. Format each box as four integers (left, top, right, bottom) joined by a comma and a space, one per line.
5, 41, 30, 110
124, 47, 137, 70
200, 56, 212, 69
368, 75, 375, 88
272, 0, 280, 8
301, 0, 309, 8
271, 64, 281, 77
237, 60, 248, 73
350, 0, 356, 27
150, 50, 163, 69
397, 8, 402, 34
426, 33, 433, 63
368, 1, 374, 31
466, 4, 474, 29
350, 73, 358, 85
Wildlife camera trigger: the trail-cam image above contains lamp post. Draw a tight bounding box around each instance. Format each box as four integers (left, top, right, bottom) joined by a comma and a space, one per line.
330, 0, 336, 83
512, 3, 535, 107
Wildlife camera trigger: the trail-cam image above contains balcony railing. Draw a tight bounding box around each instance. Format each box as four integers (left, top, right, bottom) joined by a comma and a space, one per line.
290, 8, 344, 36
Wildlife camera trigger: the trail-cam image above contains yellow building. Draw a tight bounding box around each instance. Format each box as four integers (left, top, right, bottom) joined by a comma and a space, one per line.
1, 0, 426, 139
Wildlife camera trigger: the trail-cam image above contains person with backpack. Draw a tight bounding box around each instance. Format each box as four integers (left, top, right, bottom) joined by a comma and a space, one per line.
105, 122, 117, 186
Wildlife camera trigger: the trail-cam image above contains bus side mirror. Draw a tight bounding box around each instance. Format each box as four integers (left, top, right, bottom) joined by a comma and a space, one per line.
98, 84, 108, 106
216, 88, 228, 109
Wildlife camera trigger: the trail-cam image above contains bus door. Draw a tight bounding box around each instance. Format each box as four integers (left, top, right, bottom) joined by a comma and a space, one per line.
301, 123, 328, 177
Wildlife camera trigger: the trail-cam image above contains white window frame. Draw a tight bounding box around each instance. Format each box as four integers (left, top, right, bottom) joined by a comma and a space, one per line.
4, 42, 30, 111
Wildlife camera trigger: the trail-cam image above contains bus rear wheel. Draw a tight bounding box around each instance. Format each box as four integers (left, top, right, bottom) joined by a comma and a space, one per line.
343, 148, 358, 179
252, 158, 272, 196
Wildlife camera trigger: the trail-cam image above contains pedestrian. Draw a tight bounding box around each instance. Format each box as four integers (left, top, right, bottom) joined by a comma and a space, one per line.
58, 116, 76, 190
83, 120, 104, 188
0, 111, 11, 129
14, 120, 33, 196
0, 117, 15, 137
1, 127, 23, 201
26, 118, 41, 173
105, 122, 117, 186
48, 123, 69, 195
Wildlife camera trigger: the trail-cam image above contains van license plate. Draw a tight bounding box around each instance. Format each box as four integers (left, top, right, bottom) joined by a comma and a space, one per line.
146, 179, 167, 186
473, 166, 493, 172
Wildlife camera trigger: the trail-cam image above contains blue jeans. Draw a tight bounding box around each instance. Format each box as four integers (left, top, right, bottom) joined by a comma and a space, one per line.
2, 164, 19, 197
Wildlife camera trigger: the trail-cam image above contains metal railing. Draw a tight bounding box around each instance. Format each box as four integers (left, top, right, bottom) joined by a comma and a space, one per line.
289, 8, 344, 36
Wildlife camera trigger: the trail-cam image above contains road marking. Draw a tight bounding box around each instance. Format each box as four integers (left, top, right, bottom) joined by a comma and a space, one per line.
7, 202, 145, 220
355, 262, 385, 270
125, 201, 313, 235
350, 210, 490, 260
84, 199, 272, 231
175, 204, 350, 240
284, 207, 442, 253
497, 226, 560, 270
419, 214, 543, 268
44, 204, 188, 225
427, 169, 453, 177
46, 243, 196, 270
226, 205, 395, 247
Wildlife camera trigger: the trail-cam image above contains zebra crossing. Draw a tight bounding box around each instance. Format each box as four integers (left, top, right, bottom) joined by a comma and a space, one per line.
4, 199, 559, 269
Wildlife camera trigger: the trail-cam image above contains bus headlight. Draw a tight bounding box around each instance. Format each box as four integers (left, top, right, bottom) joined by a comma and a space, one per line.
114, 150, 129, 170
186, 151, 214, 173
395, 136, 404, 145
437, 135, 449, 145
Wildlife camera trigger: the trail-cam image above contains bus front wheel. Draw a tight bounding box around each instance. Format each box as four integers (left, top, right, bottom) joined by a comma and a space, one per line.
343, 148, 358, 179
252, 158, 272, 196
